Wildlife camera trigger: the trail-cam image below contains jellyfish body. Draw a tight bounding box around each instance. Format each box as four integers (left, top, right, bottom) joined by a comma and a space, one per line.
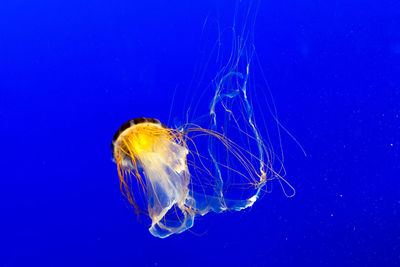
111, 114, 284, 238
112, 118, 196, 237
111, 1, 295, 238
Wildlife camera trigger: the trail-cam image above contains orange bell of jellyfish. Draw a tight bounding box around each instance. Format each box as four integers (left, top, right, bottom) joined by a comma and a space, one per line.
111, 118, 195, 238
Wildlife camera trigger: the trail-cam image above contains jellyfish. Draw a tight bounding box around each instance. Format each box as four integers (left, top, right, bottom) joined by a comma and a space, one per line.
111, 0, 298, 238
111, 90, 293, 238
112, 117, 194, 237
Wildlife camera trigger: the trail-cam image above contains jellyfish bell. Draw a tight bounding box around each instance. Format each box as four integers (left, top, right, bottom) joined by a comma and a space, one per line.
111, 117, 195, 238
111, 118, 168, 170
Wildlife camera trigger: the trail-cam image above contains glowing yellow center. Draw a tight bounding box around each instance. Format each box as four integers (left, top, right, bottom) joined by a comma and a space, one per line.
121, 123, 168, 155
132, 131, 156, 152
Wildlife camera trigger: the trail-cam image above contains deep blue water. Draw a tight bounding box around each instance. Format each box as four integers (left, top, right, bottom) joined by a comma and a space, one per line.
1, 0, 399, 266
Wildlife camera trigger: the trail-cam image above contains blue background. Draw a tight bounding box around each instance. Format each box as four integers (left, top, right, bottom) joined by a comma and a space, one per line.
1, 0, 399, 266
